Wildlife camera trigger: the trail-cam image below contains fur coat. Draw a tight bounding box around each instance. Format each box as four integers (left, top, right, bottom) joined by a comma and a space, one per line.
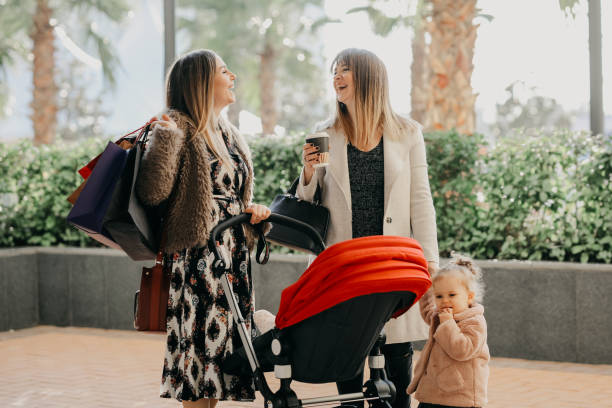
407, 295, 490, 407
136, 110, 263, 253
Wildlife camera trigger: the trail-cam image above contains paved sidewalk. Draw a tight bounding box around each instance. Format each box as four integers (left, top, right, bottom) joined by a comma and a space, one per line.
0, 326, 610, 407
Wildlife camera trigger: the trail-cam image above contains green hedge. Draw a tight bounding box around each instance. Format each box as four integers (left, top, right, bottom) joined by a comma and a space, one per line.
1, 129, 610, 263
0, 138, 106, 247
476, 130, 611, 263
426, 129, 611, 263
247, 132, 304, 205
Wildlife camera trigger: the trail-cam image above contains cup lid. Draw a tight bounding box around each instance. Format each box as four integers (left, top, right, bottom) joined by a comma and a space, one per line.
306, 131, 329, 139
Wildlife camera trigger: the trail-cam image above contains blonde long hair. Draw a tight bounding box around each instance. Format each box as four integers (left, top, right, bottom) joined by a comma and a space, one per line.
331, 48, 418, 146
165, 49, 243, 170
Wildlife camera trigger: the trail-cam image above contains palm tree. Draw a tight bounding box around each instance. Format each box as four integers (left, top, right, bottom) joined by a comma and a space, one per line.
358, 0, 602, 136
425, 0, 480, 134
351, 0, 485, 134
178, 0, 330, 134
560, 0, 603, 136
349, 1, 430, 125
0, 1, 30, 119
0, 0, 129, 144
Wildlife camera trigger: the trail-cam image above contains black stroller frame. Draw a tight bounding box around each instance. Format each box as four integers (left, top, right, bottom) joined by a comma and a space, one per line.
211, 213, 406, 408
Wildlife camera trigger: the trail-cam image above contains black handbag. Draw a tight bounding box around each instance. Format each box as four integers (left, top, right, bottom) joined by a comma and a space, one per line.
267, 177, 329, 254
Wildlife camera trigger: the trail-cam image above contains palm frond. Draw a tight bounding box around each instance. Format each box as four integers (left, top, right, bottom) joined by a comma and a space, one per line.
52, 0, 129, 86
559, 0, 582, 18
61, 0, 130, 22
347, 5, 402, 36
310, 16, 342, 32
0, 81, 9, 118
476, 13, 494, 23
84, 26, 122, 86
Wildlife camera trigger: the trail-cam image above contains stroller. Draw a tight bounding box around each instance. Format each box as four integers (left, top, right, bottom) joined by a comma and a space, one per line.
210, 213, 431, 408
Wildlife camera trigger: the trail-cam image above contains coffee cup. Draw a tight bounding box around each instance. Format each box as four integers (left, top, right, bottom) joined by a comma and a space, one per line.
305, 132, 329, 167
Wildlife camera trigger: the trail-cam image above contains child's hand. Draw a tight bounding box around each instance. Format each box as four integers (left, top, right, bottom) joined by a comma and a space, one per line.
438, 307, 453, 322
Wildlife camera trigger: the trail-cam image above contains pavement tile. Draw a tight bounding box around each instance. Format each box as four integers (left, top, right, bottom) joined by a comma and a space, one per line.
0, 326, 610, 408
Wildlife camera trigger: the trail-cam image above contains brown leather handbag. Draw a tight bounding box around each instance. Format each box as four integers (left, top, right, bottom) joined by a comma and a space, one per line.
134, 239, 170, 332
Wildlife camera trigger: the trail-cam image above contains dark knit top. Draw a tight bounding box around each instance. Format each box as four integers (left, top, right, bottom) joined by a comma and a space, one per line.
347, 138, 385, 238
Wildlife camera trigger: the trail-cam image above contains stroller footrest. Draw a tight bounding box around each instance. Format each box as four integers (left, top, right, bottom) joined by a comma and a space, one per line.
301, 392, 364, 406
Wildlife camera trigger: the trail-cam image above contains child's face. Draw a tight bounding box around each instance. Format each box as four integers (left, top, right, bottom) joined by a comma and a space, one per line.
433, 275, 475, 315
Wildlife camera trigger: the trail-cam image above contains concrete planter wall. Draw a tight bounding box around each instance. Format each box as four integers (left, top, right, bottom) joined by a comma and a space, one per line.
1, 247, 611, 364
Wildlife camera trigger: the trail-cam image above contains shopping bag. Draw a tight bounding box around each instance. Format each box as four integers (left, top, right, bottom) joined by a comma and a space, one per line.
77, 127, 146, 181
66, 125, 147, 205
67, 178, 88, 205
66, 141, 130, 247
104, 128, 162, 260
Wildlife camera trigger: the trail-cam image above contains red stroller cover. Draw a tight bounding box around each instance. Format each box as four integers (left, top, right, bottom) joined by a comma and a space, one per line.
275, 236, 432, 330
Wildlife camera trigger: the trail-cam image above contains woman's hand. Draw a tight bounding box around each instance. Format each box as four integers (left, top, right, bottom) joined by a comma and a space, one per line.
302, 142, 320, 185
148, 113, 177, 130
245, 204, 271, 224
438, 307, 454, 323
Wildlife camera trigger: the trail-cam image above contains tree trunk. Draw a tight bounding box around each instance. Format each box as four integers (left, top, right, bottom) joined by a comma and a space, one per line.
588, 0, 604, 136
30, 0, 57, 145
424, 0, 478, 135
410, 23, 428, 124
259, 38, 277, 135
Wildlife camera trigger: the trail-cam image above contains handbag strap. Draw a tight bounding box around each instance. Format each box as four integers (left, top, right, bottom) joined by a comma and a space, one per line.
287, 176, 323, 204
136, 124, 151, 144
255, 227, 270, 264
155, 226, 167, 265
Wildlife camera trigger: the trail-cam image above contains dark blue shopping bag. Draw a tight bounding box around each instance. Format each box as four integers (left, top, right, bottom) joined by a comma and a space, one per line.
103, 138, 162, 260
67, 141, 129, 249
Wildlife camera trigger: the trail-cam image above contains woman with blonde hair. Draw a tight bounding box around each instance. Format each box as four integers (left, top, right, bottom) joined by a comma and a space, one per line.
137, 49, 270, 408
298, 48, 439, 408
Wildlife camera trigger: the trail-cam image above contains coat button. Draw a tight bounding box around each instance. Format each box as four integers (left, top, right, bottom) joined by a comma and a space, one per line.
385, 217, 392, 223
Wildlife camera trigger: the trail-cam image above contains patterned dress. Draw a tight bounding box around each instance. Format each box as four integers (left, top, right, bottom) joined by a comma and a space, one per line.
160, 132, 255, 402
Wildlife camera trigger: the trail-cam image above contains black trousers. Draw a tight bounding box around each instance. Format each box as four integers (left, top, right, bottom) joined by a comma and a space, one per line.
336, 341, 413, 408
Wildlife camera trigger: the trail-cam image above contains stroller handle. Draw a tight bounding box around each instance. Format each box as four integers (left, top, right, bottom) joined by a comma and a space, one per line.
210, 212, 326, 262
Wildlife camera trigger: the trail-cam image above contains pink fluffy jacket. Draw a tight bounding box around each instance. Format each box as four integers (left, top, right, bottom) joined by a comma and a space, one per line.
407, 293, 490, 407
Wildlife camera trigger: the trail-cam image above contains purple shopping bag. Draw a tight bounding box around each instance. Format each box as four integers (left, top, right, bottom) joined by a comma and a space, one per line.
67, 141, 129, 248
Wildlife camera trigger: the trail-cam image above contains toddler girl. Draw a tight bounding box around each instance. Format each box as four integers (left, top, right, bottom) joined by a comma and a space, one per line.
407, 253, 489, 408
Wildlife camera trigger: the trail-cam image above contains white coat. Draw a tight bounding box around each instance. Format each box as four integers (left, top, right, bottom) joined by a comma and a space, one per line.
296, 118, 439, 343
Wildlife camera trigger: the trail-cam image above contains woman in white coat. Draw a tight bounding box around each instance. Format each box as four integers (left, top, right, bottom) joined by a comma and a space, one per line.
297, 48, 439, 408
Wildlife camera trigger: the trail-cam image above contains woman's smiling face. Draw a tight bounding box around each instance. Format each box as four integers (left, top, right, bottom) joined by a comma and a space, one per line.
213, 56, 236, 111
333, 63, 354, 105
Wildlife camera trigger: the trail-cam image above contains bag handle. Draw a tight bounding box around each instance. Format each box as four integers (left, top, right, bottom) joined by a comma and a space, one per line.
117, 123, 148, 143
135, 124, 152, 144
155, 228, 167, 265
287, 175, 323, 204
255, 228, 270, 264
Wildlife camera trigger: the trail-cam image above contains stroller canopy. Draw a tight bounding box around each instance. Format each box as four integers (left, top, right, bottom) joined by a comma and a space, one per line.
275, 235, 431, 330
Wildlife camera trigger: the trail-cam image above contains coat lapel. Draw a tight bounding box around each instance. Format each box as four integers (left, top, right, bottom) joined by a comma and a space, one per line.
328, 128, 351, 208
383, 135, 409, 212
327, 125, 410, 213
